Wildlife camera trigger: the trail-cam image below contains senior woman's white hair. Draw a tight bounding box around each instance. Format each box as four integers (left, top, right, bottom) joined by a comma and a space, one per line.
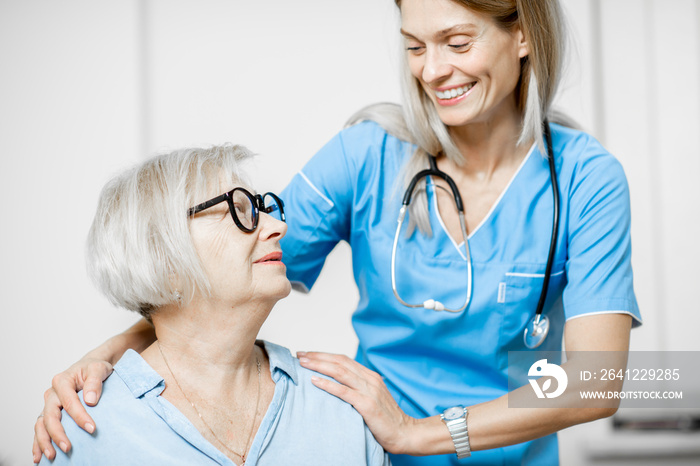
86, 144, 254, 318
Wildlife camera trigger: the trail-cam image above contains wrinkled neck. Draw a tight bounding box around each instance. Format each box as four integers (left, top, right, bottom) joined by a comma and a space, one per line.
146, 298, 272, 385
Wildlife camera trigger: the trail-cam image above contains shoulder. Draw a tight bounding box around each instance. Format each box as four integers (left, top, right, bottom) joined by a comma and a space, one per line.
261, 341, 366, 421
260, 341, 388, 464
290, 360, 390, 464
552, 124, 624, 171
283, 120, 414, 206
64, 351, 162, 445
340, 119, 409, 146
70, 362, 138, 427
551, 124, 629, 192
297, 364, 365, 418
43, 360, 142, 465
331, 120, 415, 168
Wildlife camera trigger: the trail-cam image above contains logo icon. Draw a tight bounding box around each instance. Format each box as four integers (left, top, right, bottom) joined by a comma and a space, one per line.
528, 359, 568, 399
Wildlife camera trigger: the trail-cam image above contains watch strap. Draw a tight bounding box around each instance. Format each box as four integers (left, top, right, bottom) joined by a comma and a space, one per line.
441, 407, 471, 459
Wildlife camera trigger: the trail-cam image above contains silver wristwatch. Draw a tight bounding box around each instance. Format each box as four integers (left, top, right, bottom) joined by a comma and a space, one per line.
440, 406, 471, 459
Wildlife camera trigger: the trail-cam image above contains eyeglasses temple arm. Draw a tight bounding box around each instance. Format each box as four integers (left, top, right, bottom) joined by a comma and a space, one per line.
187, 193, 229, 216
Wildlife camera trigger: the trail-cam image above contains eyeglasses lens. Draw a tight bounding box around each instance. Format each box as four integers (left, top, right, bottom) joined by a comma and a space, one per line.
231, 189, 256, 230
262, 193, 283, 221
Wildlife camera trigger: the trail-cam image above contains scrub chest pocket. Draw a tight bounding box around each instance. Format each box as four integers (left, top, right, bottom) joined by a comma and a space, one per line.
499, 263, 567, 349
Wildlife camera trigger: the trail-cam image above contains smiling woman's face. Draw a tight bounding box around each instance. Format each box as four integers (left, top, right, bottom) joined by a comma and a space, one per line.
400, 0, 528, 128
188, 181, 291, 308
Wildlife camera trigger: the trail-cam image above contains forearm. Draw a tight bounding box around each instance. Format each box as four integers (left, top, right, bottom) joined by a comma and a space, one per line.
403, 314, 632, 456
84, 318, 156, 364
404, 382, 616, 456
405, 383, 619, 456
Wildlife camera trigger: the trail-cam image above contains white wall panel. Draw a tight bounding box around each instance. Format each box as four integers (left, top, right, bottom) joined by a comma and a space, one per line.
649, 0, 700, 352
146, 0, 401, 190
0, 2, 143, 465
557, 0, 600, 135
560, 1, 700, 464
597, 0, 661, 351
144, 0, 401, 356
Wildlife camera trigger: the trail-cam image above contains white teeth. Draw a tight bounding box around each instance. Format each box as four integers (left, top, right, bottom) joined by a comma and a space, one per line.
436, 83, 474, 100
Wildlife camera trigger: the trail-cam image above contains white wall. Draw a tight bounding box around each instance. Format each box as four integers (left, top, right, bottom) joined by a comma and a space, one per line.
1, 1, 698, 465
141, 0, 402, 356
1, 2, 144, 465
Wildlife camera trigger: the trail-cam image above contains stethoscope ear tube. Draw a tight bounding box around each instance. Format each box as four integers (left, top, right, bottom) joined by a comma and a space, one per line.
402, 157, 464, 212
401, 172, 465, 213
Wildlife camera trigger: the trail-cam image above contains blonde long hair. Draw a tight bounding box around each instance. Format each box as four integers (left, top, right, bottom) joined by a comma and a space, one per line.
347, 0, 567, 235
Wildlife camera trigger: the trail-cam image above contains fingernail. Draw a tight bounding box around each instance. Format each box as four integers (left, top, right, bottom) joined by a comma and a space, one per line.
84, 391, 97, 404
299, 357, 310, 364
59, 441, 68, 453
297, 351, 307, 356
85, 422, 95, 434
43, 449, 51, 459
311, 376, 320, 383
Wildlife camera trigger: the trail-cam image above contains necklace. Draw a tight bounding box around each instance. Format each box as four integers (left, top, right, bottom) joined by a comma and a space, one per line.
157, 341, 262, 465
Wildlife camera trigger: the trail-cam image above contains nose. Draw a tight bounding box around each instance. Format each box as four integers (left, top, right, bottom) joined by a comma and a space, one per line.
421, 47, 452, 84
257, 212, 287, 241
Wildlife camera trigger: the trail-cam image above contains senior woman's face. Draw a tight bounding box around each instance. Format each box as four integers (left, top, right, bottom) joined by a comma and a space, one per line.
189, 185, 291, 307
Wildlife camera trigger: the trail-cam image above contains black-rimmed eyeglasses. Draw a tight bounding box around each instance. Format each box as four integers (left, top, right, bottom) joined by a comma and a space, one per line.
187, 187, 285, 233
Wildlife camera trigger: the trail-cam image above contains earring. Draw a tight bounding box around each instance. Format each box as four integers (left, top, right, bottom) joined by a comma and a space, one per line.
174, 290, 182, 301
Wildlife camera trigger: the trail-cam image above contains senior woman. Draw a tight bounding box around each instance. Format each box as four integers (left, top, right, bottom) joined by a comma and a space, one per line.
38, 144, 388, 465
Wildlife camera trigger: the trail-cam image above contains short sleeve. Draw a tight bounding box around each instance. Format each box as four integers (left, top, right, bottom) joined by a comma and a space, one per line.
280, 129, 357, 292
562, 140, 642, 326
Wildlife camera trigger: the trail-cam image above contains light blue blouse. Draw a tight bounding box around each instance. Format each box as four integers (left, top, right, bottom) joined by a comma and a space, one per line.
280, 121, 642, 465
41, 341, 389, 465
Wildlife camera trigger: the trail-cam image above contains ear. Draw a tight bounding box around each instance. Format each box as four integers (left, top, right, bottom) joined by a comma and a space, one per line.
168, 272, 183, 300
515, 25, 529, 59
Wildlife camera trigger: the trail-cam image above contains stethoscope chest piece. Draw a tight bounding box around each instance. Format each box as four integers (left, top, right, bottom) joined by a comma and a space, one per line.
523, 314, 550, 349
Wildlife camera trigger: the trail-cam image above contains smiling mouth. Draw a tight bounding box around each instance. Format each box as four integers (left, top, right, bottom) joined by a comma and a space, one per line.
435, 83, 475, 100
255, 251, 283, 263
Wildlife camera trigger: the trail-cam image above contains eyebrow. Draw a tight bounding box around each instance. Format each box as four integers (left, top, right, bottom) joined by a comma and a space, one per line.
400, 23, 479, 40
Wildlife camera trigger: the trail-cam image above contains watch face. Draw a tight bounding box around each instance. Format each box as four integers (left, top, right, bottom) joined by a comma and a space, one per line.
444, 406, 464, 421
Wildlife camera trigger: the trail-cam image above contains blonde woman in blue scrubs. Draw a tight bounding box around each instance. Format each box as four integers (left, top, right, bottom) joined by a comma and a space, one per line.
34, 0, 641, 464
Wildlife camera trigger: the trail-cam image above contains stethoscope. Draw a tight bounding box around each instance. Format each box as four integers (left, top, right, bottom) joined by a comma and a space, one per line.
391, 120, 560, 349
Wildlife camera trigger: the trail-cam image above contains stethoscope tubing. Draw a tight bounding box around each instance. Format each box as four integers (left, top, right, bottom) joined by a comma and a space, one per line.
391, 157, 472, 313
534, 119, 560, 323
391, 120, 560, 344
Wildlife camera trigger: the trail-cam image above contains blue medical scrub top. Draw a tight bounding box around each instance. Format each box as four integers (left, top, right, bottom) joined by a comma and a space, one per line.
280, 121, 641, 465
